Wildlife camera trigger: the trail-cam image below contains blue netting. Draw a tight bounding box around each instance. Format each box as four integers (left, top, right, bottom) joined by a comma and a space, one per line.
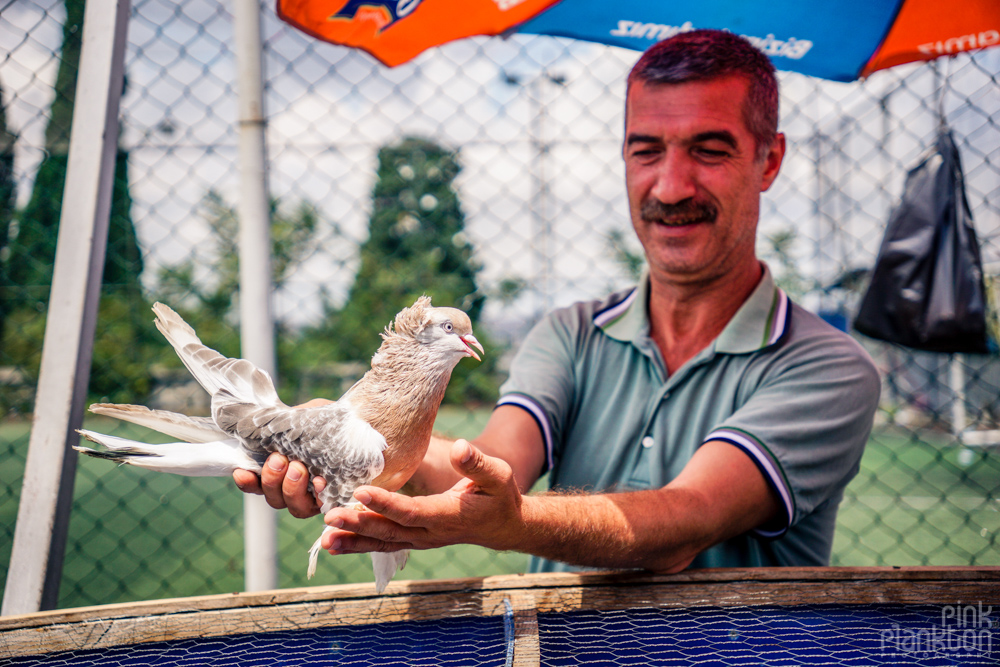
5, 603, 997, 666
0, 615, 506, 667
537, 604, 998, 666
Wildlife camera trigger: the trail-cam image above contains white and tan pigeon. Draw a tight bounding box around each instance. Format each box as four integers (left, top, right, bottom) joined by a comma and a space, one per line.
75, 297, 482, 593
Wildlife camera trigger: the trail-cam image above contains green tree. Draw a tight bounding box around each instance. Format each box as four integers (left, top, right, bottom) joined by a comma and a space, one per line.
157, 190, 319, 318
310, 136, 499, 403
0, 84, 16, 340
4, 0, 142, 303
155, 190, 320, 393
0, 0, 150, 411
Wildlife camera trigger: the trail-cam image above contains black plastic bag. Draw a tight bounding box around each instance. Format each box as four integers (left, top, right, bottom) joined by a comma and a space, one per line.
854, 130, 989, 354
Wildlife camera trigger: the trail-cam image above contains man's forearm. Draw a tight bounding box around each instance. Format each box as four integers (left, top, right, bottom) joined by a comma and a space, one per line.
322, 440, 779, 573
508, 487, 714, 573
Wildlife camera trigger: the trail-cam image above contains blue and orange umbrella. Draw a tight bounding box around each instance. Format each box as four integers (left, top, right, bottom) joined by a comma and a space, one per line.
277, 0, 999, 81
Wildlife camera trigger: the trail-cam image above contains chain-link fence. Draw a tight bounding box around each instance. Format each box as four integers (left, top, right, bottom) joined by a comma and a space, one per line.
1, 0, 998, 610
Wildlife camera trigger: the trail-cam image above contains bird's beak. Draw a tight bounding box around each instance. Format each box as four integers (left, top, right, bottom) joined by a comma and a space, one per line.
460, 334, 484, 361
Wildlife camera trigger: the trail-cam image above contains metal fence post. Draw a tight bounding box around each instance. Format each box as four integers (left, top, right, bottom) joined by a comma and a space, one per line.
233, 0, 279, 592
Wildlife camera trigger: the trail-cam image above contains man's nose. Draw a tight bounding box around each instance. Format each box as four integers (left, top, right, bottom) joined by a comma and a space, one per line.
649, 151, 697, 205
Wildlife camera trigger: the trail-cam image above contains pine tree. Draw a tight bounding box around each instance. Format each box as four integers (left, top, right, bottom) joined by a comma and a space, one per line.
0, 85, 17, 340
0, 0, 150, 410
6, 0, 142, 304
314, 136, 499, 403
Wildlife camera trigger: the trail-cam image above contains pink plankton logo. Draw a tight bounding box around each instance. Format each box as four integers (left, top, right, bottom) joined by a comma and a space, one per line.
880, 602, 996, 659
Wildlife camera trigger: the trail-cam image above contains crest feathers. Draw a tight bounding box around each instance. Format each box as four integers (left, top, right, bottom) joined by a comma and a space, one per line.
383, 296, 433, 338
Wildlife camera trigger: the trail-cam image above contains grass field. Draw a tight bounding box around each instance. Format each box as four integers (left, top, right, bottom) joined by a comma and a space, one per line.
1, 409, 997, 609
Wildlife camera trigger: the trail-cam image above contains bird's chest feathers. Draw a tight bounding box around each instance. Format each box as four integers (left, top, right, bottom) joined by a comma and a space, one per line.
351, 363, 452, 491
367, 389, 443, 489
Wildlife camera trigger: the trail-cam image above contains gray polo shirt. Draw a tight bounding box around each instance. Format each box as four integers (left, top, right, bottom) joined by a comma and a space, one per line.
497, 265, 880, 571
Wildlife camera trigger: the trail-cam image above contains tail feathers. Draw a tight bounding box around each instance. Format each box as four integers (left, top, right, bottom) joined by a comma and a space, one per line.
89, 403, 225, 443
371, 550, 409, 594
307, 526, 334, 580
306, 529, 408, 594
76, 430, 263, 477
73, 445, 157, 464
152, 302, 281, 409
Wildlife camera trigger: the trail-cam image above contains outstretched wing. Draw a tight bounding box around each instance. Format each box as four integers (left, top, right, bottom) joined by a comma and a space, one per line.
153, 302, 281, 409
213, 393, 386, 507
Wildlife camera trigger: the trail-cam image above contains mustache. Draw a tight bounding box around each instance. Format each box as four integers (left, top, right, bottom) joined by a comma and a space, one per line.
640, 198, 717, 224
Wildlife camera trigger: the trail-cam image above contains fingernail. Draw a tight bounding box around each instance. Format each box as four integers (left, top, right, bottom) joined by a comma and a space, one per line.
461, 441, 473, 463
354, 490, 372, 505
268, 458, 285, 471
331, 538, 341, 550
287, 466, 302, 481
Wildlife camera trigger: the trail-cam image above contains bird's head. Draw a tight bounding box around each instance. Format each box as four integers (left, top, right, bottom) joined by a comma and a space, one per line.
388, 296, 484, 362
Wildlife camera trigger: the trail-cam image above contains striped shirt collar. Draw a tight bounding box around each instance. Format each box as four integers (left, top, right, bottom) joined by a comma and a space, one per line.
595, 263, 790, 354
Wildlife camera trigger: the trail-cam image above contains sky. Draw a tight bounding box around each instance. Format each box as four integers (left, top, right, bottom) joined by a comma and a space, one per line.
1, 0, 998, 329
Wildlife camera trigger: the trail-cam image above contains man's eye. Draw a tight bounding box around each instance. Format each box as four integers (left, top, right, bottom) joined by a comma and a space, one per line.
696, 147, 729, 158
630, 148, 659, 159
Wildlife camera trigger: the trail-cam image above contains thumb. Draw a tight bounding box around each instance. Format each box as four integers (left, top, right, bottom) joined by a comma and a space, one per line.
450, 439, 513, 494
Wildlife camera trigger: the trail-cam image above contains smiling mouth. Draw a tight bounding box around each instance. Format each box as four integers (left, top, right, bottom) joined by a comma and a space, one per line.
641, 199, 717, 227
648, 215, 711, 226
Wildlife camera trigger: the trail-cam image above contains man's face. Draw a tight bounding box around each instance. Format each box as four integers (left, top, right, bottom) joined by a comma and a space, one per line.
623, 75, 784, 286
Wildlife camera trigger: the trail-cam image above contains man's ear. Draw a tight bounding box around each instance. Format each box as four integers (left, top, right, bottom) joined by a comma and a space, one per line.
760, 132, 786, 192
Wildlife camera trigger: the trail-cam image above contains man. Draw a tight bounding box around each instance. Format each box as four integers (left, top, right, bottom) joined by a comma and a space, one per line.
234, 29, 880, 573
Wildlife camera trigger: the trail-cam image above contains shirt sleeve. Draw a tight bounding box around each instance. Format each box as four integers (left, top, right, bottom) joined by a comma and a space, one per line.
496, 308, 581, 473
705, 328, 881, 538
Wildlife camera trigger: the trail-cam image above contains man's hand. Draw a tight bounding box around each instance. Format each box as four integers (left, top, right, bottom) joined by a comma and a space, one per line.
232, 398, 333, 518
233, 454, 327, 518
321, 440, 526, 554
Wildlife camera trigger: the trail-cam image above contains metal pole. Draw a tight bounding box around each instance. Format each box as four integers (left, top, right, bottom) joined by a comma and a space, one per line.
950, 354, 967, 438
233, 0, 278, 592
1, 0, 130, 615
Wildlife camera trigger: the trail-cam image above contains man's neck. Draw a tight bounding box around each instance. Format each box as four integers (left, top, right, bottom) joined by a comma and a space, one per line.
647, 260, 764, 375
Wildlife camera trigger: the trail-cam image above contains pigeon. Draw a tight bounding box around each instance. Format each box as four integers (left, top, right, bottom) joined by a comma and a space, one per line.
75, 297, 483, 593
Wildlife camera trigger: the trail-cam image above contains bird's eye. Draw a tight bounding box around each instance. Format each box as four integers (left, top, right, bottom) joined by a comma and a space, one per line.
442, 322, 454, 333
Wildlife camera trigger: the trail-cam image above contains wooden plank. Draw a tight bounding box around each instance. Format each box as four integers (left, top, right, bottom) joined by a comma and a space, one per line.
508, 592, 540, 667
2, 566, 999, 630
0, 0, 131, 617
1, 567, 998, 659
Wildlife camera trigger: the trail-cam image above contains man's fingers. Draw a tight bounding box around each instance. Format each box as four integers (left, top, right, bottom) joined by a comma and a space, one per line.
233, 469, 263, 495
324, 507, 420, 551
450, 439, 516, 493
282, 461, 320, 518
260, 453, 289, 510
343, 488, 424, 528
323, 530, 411, 554
235, 455, 321, 518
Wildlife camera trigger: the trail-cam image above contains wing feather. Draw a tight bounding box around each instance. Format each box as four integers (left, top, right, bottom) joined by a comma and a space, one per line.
212, 390, 385, 507
152, 302, 281, 407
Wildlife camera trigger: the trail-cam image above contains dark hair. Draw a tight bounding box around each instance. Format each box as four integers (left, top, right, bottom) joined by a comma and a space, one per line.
627, 29, 778, 160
